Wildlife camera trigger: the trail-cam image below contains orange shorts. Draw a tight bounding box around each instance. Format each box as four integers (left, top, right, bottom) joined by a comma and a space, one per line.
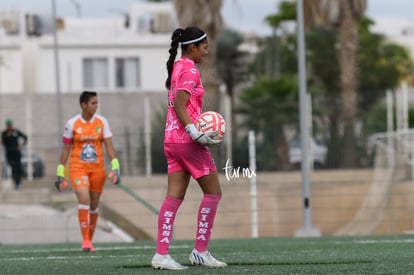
69, 166, 106, 193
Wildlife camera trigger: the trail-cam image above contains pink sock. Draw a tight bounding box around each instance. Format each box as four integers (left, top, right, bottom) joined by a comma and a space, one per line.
156, 196, 182, 255
194, 194, 221, 252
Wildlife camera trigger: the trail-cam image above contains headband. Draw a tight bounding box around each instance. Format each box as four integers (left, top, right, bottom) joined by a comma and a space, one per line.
181, 33, 207, 45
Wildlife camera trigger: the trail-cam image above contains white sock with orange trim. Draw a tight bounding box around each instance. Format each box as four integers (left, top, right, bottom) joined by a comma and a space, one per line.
78, 204, 90, 241
89, 208, 99, 241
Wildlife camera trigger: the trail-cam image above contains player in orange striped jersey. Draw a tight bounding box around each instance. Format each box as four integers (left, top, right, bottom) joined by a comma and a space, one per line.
54, 91, 121, 252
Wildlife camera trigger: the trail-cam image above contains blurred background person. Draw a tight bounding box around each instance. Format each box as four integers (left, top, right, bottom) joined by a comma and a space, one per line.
54, 91, 121, 252
1, 118, 27, 190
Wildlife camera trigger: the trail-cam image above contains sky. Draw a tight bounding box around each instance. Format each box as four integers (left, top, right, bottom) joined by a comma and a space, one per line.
0, 0, 413, 36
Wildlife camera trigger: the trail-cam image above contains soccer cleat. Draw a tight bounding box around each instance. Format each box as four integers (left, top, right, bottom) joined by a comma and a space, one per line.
151, 253, 188, 270
189, 249, 227, 268
82, 240, 95, 252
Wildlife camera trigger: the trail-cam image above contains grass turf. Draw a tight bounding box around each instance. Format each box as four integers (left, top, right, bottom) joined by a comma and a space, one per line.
1, 235, 414, 274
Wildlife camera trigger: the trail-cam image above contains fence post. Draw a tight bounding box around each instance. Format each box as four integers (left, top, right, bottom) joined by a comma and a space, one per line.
295, 0, 320, 237
248, 130, 258, 238
144, 95, 151, 177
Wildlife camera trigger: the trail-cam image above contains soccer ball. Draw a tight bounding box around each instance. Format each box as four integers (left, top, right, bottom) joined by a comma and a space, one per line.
195, 111, 226, 143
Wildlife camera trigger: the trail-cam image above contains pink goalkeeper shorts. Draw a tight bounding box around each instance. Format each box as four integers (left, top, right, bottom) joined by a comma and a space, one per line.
164, 143, 217, 179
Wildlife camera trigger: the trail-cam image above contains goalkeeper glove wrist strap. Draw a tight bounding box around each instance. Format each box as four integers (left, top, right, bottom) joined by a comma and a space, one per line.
185, 123, 200, 140
111, 158, 120, 171
57, 164, 65, 178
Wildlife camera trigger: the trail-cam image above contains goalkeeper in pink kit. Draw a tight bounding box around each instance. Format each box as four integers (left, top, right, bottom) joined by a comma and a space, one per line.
151, 26, 227, 270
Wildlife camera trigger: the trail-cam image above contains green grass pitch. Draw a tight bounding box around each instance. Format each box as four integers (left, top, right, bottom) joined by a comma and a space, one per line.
1, 235, 414, 274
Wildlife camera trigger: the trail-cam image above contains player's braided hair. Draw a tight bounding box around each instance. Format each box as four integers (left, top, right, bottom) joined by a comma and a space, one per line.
165, 26, 206, 90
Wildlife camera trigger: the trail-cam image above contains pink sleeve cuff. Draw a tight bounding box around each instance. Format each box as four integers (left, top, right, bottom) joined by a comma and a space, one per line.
62, 137, 72, 144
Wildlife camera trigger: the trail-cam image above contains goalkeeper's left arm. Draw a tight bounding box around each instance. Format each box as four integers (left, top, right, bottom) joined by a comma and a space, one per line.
104, 138, 121, 185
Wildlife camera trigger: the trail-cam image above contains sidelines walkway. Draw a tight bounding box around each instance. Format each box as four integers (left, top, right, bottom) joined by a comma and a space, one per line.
0, 183, 134, 245
0, 203, 133, 245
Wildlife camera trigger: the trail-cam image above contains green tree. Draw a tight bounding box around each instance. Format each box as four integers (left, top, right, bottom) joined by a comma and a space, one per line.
264, 0, 296, 78
243, 1, 413, 170
216, 29, 245, 101
250, 33, 298, 79
304, 0, 367, 167
265, 0, 296, 27
306, 20, 414, 167
238, 76, 299, 170
358, 18, 414, 110
173, 0, 223, 111
216, 28, 248, 132
365, 105, 414, 135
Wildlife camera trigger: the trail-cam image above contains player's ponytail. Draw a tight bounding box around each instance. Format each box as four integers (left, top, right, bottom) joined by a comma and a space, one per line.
165, 28, 184, 90
165, 27, 207, 90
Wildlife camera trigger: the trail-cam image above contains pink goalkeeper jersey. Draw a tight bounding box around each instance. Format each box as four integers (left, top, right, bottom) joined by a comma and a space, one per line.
164, 56, 204, 144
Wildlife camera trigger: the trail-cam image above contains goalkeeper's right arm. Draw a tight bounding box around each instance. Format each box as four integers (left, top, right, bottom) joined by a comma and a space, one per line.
55, 164, 68, 192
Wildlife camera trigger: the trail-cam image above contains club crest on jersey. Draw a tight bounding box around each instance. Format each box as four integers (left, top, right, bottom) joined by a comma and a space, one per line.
81, 143, 98, 162
76, 127, 82, 134
95, 126, 101, 133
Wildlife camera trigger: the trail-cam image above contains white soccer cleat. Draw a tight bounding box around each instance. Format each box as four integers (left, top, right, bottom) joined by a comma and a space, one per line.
189, 249, 227, 268
151, 253, 188, 270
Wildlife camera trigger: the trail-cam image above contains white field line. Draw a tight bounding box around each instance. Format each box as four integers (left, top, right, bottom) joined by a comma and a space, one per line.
0, 244, 191, 255
332, 239, 414, 245
353, 239, 414, 244
0, 254, 147, 262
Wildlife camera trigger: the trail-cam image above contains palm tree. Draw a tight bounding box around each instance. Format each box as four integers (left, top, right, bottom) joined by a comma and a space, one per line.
173, 0, 223, 111
216, 29, 247, 131
238, 76, 299, 170
304, 0, 367, 167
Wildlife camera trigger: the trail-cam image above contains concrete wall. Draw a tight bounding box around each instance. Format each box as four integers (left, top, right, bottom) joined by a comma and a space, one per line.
1, 91, 166, 144
2, 169, 413, 242
0, 92, 167, 176
96, 170, 414, 240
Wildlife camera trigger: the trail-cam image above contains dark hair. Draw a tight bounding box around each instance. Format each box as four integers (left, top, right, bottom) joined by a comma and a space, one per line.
80, 90, 97, 106
165, 26, 207, 89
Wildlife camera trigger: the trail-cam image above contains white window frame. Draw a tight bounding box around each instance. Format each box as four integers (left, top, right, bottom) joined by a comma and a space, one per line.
115, 57, 141, 89
83, 58, 109, 90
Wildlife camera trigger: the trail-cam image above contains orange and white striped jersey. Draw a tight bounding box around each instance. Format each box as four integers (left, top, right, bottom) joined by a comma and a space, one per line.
62, 114, 112, 171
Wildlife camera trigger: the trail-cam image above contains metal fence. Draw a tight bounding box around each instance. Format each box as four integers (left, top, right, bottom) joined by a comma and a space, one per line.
2, 129, 414, 244
6, 127, 378, 181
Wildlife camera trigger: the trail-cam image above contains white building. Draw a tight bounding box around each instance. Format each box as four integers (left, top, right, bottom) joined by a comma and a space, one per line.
0, 2, 177, 94
0, 2, 180, 176
371, 17, 414, 56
